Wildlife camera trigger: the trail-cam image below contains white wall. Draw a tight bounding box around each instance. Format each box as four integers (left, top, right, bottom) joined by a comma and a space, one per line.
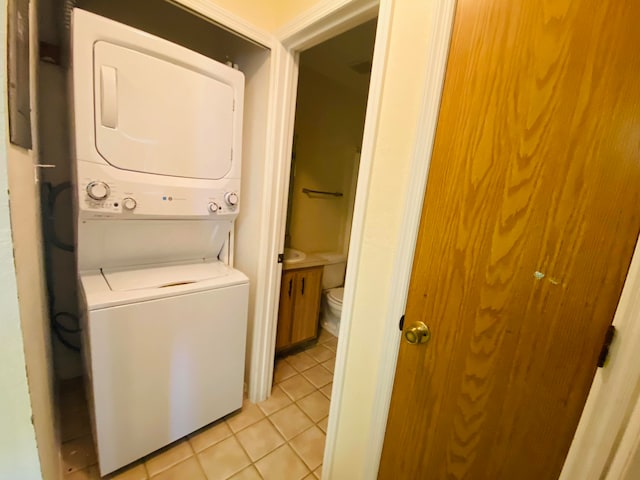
5, 144, 59, 480
328, 1, 440, 477
288, 65, 367, 254
203, 0, 325, 31
0, 0, 48, 477
0, 157, 44, 477
232, 46, 272, 386
5, 1, 60, 478
608, 387, 640, 479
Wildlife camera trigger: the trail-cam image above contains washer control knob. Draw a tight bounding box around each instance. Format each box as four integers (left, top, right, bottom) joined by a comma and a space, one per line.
122, 197, 137, 211
224, 192, 238, 206
87, 181, 110, 201
208, 202, 220, 213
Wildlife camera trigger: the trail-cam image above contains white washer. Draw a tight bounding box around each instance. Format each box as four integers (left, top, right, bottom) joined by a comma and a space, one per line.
79, 262, 248, 474
70, 10, 249, 476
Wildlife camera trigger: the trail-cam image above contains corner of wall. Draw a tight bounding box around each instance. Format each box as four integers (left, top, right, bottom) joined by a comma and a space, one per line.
0, 0, 44, 466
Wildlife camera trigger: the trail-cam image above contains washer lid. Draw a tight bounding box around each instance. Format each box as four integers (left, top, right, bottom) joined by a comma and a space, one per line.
102, 261, 231, 292
81, 262, 249, 310
93, 41, 235, 180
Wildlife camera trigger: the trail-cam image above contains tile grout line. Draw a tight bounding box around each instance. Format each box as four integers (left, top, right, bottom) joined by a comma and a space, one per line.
287, 423, 325, 472
183, 437, 210, 480
229, 419, 263, 473
266, 392, 327, 439
260, 381, 328, 475
191, 339, 335, 477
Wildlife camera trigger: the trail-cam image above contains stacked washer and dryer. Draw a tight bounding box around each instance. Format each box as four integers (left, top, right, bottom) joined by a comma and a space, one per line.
71, 10, 249, 476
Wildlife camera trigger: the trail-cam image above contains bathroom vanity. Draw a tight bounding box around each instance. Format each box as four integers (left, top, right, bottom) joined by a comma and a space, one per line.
276, 262, 324, 352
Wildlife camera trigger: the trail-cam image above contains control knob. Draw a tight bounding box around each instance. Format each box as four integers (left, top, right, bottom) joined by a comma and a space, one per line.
224, 192, 239, 206
122, 197, 137, 211
208, 202, 220, 213
87, 181, 110, 201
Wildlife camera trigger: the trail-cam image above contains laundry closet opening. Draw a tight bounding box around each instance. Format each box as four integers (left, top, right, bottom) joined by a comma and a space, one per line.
40, 0, 270, 380
271, 16, 377, 467
38, 0, 273, 475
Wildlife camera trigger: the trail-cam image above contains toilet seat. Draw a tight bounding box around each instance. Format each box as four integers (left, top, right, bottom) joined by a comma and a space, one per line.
326, 287, 344, 305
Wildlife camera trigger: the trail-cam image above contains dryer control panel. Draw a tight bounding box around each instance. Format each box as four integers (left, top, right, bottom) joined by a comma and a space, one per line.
77, 162, 240, 220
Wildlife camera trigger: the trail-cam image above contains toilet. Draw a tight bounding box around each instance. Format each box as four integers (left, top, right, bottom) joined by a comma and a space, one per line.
318, 252, 347, 337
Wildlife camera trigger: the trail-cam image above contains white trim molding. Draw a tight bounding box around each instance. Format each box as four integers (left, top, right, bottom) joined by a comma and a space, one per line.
312, 0, 390, 475
251, 0, 387, 409
248, 0, 384, 405
247, 41, 299, 402
607, 389, 640, 480
277, 0, 378, 51
362, 0, 457, 476
170, 0, 272, 47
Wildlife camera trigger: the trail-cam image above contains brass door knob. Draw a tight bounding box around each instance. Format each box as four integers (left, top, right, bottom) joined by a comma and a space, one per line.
404, 321, 431, 345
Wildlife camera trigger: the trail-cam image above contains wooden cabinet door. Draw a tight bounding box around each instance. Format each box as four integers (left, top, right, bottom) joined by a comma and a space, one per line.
291, 267, 323, 345
275, 270, 296, 351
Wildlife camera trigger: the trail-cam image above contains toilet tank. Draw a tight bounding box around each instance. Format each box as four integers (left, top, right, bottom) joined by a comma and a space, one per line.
317, 252, 347, 289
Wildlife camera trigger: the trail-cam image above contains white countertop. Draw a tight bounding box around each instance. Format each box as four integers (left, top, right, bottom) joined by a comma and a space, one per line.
283, 253, 325, 270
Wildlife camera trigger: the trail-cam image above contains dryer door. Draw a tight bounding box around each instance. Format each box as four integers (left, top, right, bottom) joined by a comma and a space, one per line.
93, 41, 235, 180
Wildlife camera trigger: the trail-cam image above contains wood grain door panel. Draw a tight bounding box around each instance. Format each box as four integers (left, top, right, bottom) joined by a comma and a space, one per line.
379, 0, 640, 479
276, 270, 296, 351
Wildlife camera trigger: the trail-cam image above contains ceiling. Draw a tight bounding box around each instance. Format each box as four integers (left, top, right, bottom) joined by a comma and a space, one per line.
300, 18, 377, 94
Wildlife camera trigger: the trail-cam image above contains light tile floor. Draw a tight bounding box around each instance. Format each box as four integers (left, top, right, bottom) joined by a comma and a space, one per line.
61, 329, 338, 480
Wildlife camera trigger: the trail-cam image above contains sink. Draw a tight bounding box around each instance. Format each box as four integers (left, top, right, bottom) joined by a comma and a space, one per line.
284, 248, 306, 263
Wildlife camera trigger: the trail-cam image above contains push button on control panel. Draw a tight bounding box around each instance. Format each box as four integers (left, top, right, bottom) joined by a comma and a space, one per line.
208, 202, 220, 213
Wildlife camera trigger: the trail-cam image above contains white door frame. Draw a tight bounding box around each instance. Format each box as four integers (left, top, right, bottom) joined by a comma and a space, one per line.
559, 235, 640, 480
358, 0, 458, 475
605, 387, 640, 480
270, 3, 390, 477
170, 0, 273, 47
248, 0, 385, 408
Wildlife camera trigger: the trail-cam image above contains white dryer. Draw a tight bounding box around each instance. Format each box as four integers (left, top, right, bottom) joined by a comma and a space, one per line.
71, 10, 249, 475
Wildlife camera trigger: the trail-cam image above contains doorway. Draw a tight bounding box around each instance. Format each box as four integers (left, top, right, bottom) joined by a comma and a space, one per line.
271, 17, 377, 475
277, 18, 376, 346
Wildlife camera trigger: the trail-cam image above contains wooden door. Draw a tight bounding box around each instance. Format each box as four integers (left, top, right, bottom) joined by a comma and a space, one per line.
291, 267, 323, 344
379, 1, 640, 479
276, 270, 296, 350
